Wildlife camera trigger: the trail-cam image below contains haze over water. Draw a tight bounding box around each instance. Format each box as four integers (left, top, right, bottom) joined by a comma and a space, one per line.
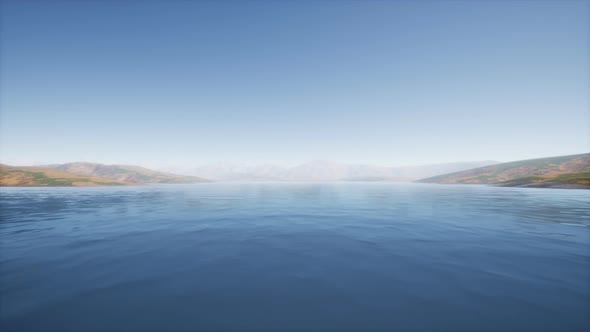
1, 183, 589, 332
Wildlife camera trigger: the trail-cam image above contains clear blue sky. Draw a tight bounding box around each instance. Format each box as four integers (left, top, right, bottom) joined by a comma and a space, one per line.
1, 0, 589, 167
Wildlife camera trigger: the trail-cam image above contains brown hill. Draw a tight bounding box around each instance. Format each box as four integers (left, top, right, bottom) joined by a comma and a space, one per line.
46, 162, 209, 184
416, 153, 590, 188
0, 164, 127, 187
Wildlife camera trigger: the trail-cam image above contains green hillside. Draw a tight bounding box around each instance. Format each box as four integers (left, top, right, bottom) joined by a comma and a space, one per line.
0, 164, 127, 187
497, 172, 590, 188
417, 154, 590, 188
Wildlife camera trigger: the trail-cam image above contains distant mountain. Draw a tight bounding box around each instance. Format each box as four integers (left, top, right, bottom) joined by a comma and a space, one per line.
0, 164, 127, 187
417, 153, 590, 189
163, 160, 499, 182
169, 162, 290, 181
46, 162, 210, 184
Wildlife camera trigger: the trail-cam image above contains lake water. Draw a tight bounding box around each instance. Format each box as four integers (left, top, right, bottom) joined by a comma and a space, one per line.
1, 183, 589, 331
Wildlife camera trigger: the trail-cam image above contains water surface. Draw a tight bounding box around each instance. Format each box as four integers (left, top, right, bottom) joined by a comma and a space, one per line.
1, 183, 589, 331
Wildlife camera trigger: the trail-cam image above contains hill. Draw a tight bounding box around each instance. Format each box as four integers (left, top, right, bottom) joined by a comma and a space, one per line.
0, 164, 127, 187
416, 154, 590, 188
496, 172, 590, 189
46, 162, 210, 184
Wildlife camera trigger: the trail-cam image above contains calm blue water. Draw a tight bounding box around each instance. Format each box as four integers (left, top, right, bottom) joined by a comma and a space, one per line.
1, 183, 589, 332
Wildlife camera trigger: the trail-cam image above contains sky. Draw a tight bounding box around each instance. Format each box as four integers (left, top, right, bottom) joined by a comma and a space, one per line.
1, 0, 589, 168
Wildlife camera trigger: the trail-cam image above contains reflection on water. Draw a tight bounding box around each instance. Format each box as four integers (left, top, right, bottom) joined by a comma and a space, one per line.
1, 183, 589, 331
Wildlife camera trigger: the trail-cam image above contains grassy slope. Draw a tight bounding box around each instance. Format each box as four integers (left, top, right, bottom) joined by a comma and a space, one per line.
416, 153, 590, 186
499, 172, 590, 186
0, 165, 127, 187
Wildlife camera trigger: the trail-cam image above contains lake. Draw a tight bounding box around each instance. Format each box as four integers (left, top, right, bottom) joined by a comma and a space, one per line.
1, 183, 589, 331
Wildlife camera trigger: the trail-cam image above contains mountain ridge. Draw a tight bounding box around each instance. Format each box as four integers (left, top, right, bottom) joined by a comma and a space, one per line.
45, 162, 210, 184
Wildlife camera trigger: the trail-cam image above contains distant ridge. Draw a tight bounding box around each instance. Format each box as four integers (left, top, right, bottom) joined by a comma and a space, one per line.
0, 164, 127, 187
162, 160, 499, 182
416, 153, 590, 189
46, 162, 210, 184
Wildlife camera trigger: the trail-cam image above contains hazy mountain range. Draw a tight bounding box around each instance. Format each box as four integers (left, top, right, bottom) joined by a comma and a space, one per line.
1, 155, 588, 188
160, 160, 499, 182
418, 153, 590, 189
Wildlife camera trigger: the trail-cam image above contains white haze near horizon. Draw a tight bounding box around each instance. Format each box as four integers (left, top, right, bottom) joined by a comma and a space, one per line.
155, 160, 503, 181
0, 157, 503, 182
0, 157, 501, 170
